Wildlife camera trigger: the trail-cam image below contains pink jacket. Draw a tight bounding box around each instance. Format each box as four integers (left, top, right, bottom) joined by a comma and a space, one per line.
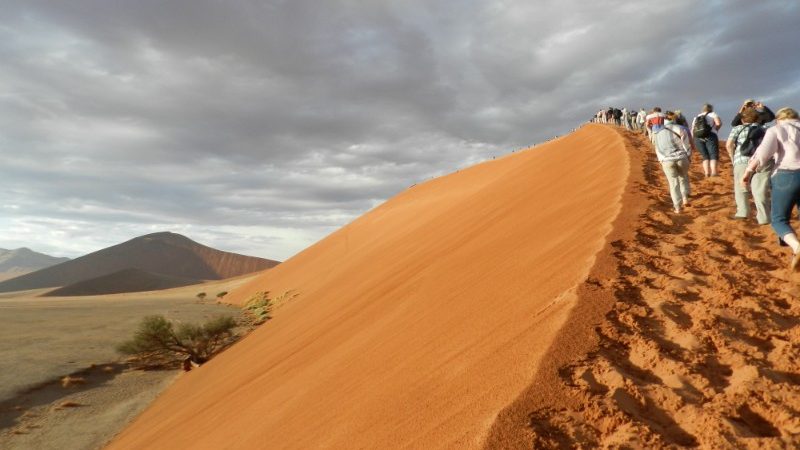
747, 119, 800, 173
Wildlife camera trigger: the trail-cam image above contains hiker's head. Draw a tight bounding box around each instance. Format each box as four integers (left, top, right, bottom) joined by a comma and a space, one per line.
653, 107, 662, 113
776, 107, 799, 121
664, 111, 677, 122
702, 103, 714, 113
741, 108, 759, 124
743, 99, 756, 108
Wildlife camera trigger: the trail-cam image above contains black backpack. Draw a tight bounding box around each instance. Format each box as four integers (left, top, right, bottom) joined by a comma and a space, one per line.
692, 114, 712, 139
736, 124, 766, 157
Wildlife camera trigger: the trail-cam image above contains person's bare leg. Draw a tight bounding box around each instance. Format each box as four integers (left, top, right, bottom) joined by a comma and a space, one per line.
702, 160, 710, 177
710, 159, 719, 176
783, 233, 800, 271
784, 233, 800, 253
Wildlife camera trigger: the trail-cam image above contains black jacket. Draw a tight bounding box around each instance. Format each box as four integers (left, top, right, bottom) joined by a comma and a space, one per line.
731, 106, 775, 127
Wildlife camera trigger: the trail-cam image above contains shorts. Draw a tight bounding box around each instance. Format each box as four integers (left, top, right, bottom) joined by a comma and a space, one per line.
694, 133, 719, 160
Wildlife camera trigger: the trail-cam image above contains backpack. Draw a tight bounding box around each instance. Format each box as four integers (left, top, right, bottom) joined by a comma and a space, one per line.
692, 114, 712, 139
735, 124, 766, 157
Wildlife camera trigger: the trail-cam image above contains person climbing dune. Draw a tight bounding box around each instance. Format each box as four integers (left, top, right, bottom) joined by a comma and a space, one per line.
727, 108, 770, 223
692, 104, 722, 177
742, 107, 800, 270
654, 111, 693, 214
646, 107, 666, 143
732, 99, 776, 127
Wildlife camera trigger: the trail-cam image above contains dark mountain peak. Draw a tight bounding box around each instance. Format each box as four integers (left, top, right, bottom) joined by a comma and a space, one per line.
128, 232, 200, 248
0, 232, 279, 294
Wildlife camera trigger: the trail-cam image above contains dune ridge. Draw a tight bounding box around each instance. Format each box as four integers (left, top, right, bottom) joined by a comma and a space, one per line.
485, 129, 800, 448
108, 124, 631, 449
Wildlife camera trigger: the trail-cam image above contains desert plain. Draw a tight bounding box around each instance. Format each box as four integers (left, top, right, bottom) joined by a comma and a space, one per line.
0, 275, 255, 450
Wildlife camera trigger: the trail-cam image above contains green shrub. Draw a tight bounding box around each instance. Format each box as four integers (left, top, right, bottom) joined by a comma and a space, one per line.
244, 291, 273, 324
117, 314, 237, 364
196, 292, 207, 300
216, 291, 228, 299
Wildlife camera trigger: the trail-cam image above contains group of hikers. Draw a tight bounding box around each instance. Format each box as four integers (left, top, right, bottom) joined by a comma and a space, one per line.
598, 100, 800, 270
593, 107, 649, 132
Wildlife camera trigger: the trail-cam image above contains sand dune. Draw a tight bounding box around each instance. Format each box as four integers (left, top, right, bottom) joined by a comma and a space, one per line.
108, 124, 630, 449
0, 232, 278, 294
43, 268, 201, 297
486, 130, 800, 448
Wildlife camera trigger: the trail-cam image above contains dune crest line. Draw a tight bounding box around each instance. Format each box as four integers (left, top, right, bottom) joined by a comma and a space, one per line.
107, 124, 629, 449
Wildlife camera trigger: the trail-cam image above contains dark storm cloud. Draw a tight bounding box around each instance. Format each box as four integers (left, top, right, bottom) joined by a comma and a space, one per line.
1, 0, 799, 259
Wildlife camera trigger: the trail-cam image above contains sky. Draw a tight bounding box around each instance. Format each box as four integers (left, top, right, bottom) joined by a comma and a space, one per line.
2, 0, 799, 261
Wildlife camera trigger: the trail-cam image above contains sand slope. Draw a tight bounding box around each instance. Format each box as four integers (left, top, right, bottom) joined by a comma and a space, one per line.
108, 124, 630, 449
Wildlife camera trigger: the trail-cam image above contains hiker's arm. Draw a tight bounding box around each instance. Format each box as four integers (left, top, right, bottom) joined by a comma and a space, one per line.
741, 168, 753, 187
726, 139, 735, 160
713, 116, 722, 130
760, 105, 775, 124
731, 113, 742, 127
681, 129, 694, 158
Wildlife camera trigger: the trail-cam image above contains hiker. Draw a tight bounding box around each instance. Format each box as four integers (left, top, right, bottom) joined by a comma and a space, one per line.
622, 108, 631, 130
646, 107, 666, 143
636, 108, 647, 134
692, 104, 722, 177
613, 108, 623, 126
655, 111, 693, 213
727, 108, 769, 223
732, 99, 776, 127
674, 110, 689, 128
741, 108, 800, 269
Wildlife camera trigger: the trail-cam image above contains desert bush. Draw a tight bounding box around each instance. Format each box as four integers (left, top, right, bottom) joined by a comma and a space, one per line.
242, 290, 299, 325
196, 292, 207, 300
216, 291, 228, 299
117, 315, 237, 365
244, 291, 274, 324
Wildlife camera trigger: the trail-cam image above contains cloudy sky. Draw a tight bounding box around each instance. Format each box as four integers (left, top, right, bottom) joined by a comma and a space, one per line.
2, 1, 799, 261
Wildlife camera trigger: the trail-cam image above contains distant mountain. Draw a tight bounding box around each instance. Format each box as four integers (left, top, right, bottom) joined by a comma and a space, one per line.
0, 248, 70, 281
44, 268, 201, 297
0, 232, 279, 294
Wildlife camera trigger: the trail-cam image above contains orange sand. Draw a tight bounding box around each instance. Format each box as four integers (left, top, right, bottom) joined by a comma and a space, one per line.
108, 124, 629, 449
